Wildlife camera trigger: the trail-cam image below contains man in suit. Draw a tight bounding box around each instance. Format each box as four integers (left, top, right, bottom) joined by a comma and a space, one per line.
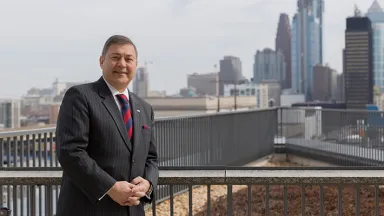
55, 35, 159, 216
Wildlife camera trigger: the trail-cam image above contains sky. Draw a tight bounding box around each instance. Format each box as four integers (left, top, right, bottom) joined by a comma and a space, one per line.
0, 0, 380, 98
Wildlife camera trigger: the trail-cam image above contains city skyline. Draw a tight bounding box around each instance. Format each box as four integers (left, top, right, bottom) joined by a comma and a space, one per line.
0, 0, 380, 98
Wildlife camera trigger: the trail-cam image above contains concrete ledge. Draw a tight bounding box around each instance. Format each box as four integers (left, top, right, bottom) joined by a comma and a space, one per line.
2, 169, 384, 185
158, 170, 226, 184
0, 171, 62, 185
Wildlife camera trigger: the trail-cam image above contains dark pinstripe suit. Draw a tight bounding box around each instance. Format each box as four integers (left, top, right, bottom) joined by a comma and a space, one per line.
55, 77, 158, 216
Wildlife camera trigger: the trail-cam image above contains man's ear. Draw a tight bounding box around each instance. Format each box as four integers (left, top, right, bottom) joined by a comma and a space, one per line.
99, 56, 104, 68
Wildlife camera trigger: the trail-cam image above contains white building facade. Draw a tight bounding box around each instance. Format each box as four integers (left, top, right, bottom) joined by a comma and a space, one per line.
223, 83, 269, 108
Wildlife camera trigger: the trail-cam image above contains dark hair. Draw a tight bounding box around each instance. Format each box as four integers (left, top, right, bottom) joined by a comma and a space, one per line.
101, 35, 138, 58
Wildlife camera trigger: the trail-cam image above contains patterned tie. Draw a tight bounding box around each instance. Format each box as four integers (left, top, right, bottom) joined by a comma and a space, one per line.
116, 94, 133, 140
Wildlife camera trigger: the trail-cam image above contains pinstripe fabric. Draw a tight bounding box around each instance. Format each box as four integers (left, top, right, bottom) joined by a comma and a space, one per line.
55, 77, 159, 216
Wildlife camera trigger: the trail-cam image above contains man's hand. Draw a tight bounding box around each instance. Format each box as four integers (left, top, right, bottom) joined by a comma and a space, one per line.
107, 181, 145, 206
130, 176, 151, 198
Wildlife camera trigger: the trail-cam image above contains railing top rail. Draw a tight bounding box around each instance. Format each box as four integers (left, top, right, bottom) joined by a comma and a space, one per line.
3, 166, 384, 172
154, 107, 278, 120
3, 105, 384, 136
281, 106, 384, 113
1, 169, 384, 185
0, 127, 56, 138
0, 108, 279, 136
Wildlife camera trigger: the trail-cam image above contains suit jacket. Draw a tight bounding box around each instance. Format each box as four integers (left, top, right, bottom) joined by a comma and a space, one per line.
55, 77, 159, 216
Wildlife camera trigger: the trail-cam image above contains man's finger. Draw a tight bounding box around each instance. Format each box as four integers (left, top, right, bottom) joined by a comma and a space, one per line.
126, 182, 136, 188
133, 191, 146, 198
131, 183, 144, 192
122, 201, 132, 206
124, 202, 132, 206
128, 197, 140, 206
131, 176, 143, 185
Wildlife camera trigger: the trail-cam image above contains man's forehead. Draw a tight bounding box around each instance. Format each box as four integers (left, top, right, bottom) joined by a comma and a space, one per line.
108, 44, 136, 55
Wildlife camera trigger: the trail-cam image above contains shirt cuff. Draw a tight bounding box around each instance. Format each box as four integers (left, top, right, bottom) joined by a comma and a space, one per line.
98, 187, 112, 201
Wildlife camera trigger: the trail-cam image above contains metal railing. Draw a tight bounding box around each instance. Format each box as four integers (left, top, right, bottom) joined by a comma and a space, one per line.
0, 108, 278, 205
0, 167, 384, 216
5, 107, 384, 169
279, 107, 384, 166
3, 107, 384, 214
0, 109, 277, 168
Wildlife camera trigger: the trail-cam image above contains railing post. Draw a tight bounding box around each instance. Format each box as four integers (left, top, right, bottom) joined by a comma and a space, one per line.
45, 185, 53, 216
30, 185, 36, 216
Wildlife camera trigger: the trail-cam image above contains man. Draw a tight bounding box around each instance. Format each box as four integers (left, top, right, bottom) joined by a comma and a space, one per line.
55, 35, 159, 216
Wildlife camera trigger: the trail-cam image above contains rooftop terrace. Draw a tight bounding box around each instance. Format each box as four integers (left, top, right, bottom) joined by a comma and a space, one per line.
1, 107, 384, 215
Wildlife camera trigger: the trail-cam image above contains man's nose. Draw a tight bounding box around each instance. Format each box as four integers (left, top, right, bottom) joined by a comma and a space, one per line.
117, 57, 127, 67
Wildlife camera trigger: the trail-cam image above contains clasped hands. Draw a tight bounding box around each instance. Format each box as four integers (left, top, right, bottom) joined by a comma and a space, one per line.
108, 176, 150, 206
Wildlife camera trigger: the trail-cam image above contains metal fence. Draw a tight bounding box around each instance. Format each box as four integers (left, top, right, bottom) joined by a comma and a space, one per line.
0, 109, 277, 208
3, 107, 384, 215
279, 107, 384, 166
1, 167, 384, 216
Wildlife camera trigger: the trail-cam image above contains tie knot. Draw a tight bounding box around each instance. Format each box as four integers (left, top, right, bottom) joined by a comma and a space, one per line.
116, 94, 129, 104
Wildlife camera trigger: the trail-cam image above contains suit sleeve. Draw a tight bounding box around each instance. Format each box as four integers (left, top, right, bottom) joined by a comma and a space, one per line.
56, 87, 116, 203
141, 106, 159, 203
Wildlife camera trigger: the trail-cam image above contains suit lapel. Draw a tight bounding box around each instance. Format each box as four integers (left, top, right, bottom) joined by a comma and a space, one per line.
129, 91, 143, 153
97, 77, 132, 152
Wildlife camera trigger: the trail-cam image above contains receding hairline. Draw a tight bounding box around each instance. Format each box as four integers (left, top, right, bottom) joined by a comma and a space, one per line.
101, 35, 138, 58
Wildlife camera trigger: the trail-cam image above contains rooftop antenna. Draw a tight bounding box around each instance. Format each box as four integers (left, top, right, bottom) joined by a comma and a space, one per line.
354, 4, 362, 17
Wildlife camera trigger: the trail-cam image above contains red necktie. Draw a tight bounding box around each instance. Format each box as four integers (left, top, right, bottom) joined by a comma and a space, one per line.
116, 94, 133, 140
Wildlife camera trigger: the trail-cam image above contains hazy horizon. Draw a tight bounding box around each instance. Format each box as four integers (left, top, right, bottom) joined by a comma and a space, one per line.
0, 0, 380, 98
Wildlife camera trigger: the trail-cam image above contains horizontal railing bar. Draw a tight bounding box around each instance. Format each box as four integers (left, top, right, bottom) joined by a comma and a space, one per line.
160, 166, 384, 171
154, 107, 279, 120
2, 166, 384, 172
0, 127, 56, 137
0, 108, 280, 137
282, 106, 384, 114
2, 170, 384, 185
0, 167, 63, 171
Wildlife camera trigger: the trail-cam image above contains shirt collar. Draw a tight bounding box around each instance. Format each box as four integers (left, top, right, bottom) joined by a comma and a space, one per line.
103, 76, 129, 100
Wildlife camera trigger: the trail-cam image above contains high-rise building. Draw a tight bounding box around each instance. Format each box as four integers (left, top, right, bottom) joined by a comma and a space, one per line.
344, 16, 373, 109
133, 66, 149, 98
336, 73, 345, 101
0, 99, 21, 129
275, 13, 292, 89
312, 64, 337, 101
187, 72, 218, 96
291, 0, 324, 101
253, 48, 285, 88
219, 56, 243, 96
367, 0, 384, 92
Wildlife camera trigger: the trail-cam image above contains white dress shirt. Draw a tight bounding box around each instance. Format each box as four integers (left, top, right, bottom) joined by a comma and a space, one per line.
98, 76, 130, 201
103, 76, 130, 111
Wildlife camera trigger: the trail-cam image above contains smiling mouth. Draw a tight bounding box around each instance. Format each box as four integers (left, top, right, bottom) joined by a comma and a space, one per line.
113, 71, 128, 74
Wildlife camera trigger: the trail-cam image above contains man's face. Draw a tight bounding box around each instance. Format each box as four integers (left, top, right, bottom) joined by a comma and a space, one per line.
99, 43, 137, 91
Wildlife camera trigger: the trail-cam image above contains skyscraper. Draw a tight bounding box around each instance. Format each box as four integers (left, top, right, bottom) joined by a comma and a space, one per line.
219, 56, 243, 96
344, 16, 373, 109
133, 66, 149, 98
0, 99, 21, 129
366, 0, 384, 92
312, 64, 337, 101
275, 13, 292, 89
253, 48, 286, 87
291, 0, 324, 101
